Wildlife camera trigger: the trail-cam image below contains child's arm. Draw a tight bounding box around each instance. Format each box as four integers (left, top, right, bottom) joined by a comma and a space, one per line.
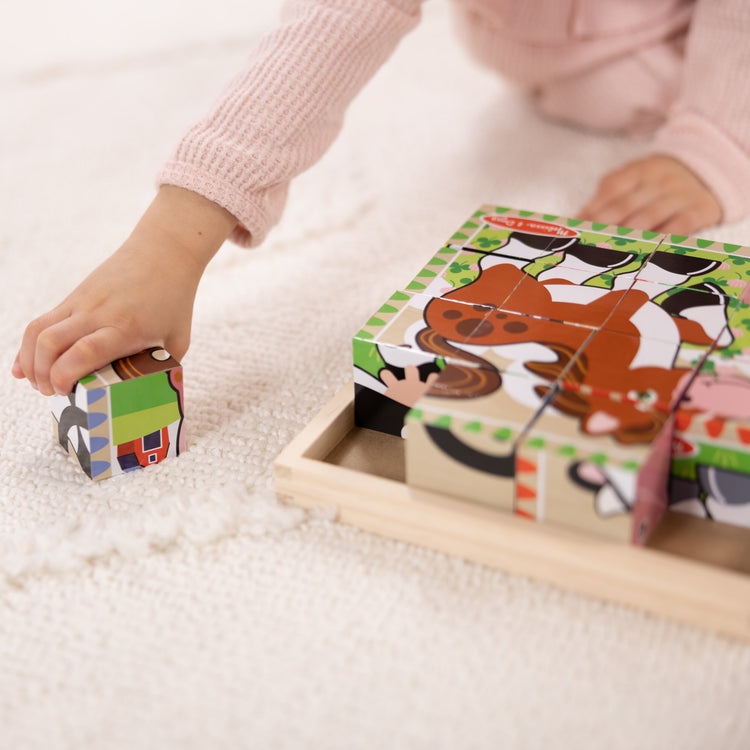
13, 0, 423, 395
580, 0, 750, 233
12, 187, 236, 396
157, 0, 423, 249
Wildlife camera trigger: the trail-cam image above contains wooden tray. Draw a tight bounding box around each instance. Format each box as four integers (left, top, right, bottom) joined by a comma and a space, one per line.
274, 382, 750, 641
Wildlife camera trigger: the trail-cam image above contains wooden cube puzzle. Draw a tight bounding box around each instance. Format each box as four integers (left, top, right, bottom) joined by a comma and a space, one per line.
353, 206, 750, 543
50, 347, 185, 480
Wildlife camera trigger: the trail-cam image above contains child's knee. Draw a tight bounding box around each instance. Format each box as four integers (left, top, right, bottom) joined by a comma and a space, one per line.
534, 40, 685, 135
452, 3, 686, 137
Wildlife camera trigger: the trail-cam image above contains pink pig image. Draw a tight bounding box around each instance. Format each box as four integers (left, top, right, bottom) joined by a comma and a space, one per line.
678, 370, 750, 420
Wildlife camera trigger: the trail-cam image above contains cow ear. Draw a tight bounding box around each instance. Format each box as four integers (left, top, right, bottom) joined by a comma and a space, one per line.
583, 410, 621, 435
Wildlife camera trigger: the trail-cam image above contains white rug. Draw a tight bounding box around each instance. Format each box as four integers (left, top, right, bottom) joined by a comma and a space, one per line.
2, 2, 749, 747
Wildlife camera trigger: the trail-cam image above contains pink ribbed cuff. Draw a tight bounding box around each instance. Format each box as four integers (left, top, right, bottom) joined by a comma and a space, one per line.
157, 159, 283, 248
156, 0, 422, 248
651, 111, 750, 224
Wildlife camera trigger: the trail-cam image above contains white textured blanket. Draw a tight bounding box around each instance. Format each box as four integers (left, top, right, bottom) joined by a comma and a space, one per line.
2, 2, 749, 747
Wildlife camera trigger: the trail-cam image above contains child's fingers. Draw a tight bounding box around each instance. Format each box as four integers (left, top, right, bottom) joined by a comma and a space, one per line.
579, 164, 643, 220
582, 191, 658, 228
48, 327, 146, 397
15, 309, 70, 390
32, 316, 95, 396
580, 155, 722, 234
11, 355, 24, 379
656, 205, 718, 236
614, 196, 684, 234
622, 195, 719, 235
580, 176, 688, 233
580, 175, 668, 229
580, 191, 660, 231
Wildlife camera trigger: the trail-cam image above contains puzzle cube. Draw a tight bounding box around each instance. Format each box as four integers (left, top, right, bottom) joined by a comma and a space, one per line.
669, 379, 750, 529
404, 350, 669, 544
404, 380, 541, 514
352, 204, 750, 542
353, 206, 665, 440
353, 288, 508, 436
513, 394, 668, 543
50, 347, 185, 480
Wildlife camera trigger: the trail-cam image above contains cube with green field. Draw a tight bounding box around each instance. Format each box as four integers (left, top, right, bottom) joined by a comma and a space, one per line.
50, 347, 185, 480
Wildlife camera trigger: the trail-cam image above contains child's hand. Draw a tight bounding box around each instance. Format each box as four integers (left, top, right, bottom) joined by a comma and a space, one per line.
12, 186, 236, 396
578, 155, 721, 235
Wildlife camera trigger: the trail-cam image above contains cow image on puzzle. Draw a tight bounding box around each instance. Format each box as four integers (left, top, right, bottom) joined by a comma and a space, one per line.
353, 206, 750, 543
50, 347, 185, 480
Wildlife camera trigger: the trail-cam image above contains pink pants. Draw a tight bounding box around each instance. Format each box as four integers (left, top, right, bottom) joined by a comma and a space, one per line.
453, 4, 688, 136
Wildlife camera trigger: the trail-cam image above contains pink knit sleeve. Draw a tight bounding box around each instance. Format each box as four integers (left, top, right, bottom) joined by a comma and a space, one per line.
650, 0, 750, 223
157, 0, 423, 247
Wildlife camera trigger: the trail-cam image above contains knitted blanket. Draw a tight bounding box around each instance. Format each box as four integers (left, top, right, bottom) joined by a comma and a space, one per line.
2, 2, 749, 747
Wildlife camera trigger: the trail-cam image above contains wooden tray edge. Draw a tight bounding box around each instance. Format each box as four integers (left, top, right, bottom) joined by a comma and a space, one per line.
275, 381, 750, 642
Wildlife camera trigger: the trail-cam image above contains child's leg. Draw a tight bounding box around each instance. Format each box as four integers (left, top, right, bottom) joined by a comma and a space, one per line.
451, 7, 721, 234
532, 39, 684, 136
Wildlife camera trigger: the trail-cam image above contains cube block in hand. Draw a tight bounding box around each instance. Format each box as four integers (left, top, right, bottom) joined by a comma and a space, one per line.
50, 347, 185, 480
